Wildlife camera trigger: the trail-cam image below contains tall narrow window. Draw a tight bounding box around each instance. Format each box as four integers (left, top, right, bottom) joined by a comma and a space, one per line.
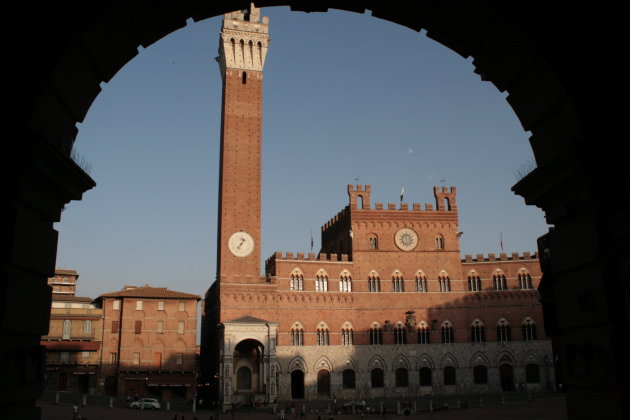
392, 273, 404, 292
522, 318, 537, 341
136, 300, 143, 310
83, 320, 92, 334
316, 274, 328, 292
518, 271, 533, 289
62, 320, 71, 339
178, 321, 185, 334
417, 323, 430, 344
370, 325, 383, 345
473, 365, 488, 384
497, 319, 511, 342
371, 368, 384, 388
394, 324, 407, 345
439, 274, 451, 292
179, 301, 185, 311
291, 326, 304, 346
111, 320, 119, 333
339, 273, 352, 292
435, 235, 445, 249
416, 273, 428, 292
369, 235, 378, 249
135, 320, 142, 334
157, 321, 164, 334
291, 273, 304, 291
113, 300, 120, 310
441, 322, 454, 344
493, 273, 508, 290
176, 353, 184, 366
157, 301, 164, 311
471, 320, 486, 343
133, 352, 140, 365
316, 328, 329, 346
443, 366, 456, 386
341, 328, 354, 345
368, 273, 381, 292
468, 273, 482, 291
395, 368, 409, 387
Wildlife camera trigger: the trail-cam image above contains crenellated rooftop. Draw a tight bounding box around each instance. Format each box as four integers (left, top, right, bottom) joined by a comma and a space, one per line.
461, 252, 538, 263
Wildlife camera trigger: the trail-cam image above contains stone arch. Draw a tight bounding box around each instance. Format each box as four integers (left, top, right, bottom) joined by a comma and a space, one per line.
522, 350, 541, 366
392, 354, 411, 370
288, 356, 307, 373
314, 356, 333, 373
439, 352, 459, 369
367, 355, 387, 372
497, 351, 516, 366
341, 357, 358, 372
470, 351, 490, 367
5, 3, 624, 419
416, 354, 435, 369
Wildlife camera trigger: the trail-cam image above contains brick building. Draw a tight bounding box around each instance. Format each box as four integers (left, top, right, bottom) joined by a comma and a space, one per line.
41, 270, 103, 394
201, 4, 553, 409
97, 285, 201, 401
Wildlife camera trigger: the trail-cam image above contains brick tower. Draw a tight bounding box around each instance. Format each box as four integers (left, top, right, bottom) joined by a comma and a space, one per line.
216, 3, 269, 284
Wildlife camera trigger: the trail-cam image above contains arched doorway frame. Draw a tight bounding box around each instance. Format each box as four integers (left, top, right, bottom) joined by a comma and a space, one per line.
3, 3, 624, 420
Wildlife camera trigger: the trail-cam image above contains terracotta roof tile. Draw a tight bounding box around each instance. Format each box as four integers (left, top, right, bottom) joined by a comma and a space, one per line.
54, 269, 79, 276
51, 295, 94, 302
98, 285, 200, 300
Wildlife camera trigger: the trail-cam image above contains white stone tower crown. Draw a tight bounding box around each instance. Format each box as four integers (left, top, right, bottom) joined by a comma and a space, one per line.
218, 3, 269, 74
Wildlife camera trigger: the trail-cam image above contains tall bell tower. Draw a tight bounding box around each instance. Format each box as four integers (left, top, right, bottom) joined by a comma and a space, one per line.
216, 3, 269, 284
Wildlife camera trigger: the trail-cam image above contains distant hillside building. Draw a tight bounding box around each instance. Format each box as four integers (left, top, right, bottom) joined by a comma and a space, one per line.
97, 285, 201, 402
41, 269, 103, 394
201, 4, 554, 410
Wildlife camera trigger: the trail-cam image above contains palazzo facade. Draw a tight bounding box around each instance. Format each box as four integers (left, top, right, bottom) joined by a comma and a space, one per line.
201, 4, 553, 409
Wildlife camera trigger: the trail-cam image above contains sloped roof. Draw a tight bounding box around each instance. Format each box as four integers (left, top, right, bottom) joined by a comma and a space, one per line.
54, 269, 79, 276
98, 285, 200, 300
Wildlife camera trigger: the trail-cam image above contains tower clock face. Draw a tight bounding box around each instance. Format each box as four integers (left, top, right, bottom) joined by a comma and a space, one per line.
395, 228, 418, 251
228, 231, 255, 257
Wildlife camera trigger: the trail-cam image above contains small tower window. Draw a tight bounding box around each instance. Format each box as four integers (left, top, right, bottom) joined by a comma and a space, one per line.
242, 71, 247, 84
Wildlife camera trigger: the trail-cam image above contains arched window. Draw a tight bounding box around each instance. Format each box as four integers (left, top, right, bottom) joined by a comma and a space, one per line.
417, 322, 430, 344
392, 272, 404, 292
369, 324, 383, 345
315, 273, 328, 292
443, 366, 456, 386
439, 273, 451, 292
468, 272, 482, 291
522, 318, 537, 341
493, 272, 508, 290
526, 363, 540, 383
441, 321, 454, 343
471, 320, 486, 343
316, 327, 329, 346
368, 272, 381, 292
518, 270, 533, 289
394, 323, 407, 345
291, 324, 304, 346
369, 234, 378, 249
497, 319, 511, 342
435, 235, 445, 249
83, 320, 92, 334
341, 327, 354, 345
415, 272, 428, 292
290, 272, 304, 291
419, 367, 432, 386
242, 71, 247, 84
473, 365, 488, 384
339, 272, 352, 292
395, 368, 409, 387
371, 368, 384, 388
342, 369, 356, 389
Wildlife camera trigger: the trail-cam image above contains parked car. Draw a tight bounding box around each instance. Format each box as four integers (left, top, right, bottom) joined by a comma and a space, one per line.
130, 398, 161, 410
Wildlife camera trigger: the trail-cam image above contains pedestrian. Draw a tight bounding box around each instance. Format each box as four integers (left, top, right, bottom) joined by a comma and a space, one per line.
72, 403, 78, 420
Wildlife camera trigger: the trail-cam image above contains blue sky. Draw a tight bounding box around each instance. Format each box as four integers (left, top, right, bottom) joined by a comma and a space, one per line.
55, 7, 548, 299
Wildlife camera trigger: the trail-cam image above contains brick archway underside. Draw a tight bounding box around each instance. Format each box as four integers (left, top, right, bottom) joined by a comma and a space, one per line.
3, 2, 627, 420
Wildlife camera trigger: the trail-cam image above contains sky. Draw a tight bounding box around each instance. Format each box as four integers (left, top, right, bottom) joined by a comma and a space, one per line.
55, 6, 549, 300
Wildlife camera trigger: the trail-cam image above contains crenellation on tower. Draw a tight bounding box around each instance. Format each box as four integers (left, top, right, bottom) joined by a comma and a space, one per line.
348, 184, 371, 209
434, 186, 458, 211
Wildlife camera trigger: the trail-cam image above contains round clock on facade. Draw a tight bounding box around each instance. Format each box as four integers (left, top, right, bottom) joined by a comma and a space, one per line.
395, 228, 418, 251
228, 231, 255, 257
